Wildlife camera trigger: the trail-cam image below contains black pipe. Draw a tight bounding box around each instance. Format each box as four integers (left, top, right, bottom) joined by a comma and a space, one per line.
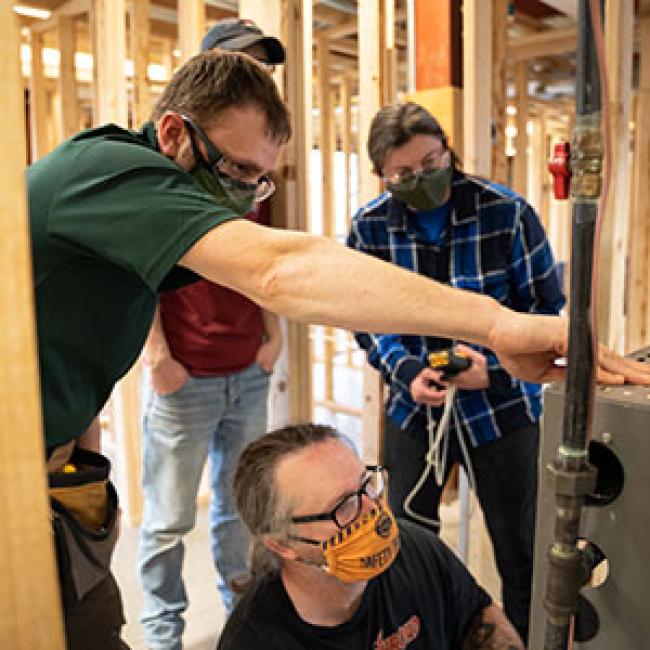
543, 1, 604, 648
561, 0, 601, 459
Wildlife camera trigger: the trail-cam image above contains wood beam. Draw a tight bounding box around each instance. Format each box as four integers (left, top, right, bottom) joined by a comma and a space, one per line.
339, 71, 353, 224
178, 0, 205, 63
508, 27, 576, 62
130, 0, 152, 127
31, 0, 90, 33
626, 11, 650, 351
598, 0, 634, 352
463, 0, 492, 177
58, 16, 78, 141
92, 0, 128, 126
323, 18, 357, 40
0, 7, 65, 648
358, 0, 386, 464
29, 30, 50, 159
512, 61, 528, 195
280, 0, 312, 423
491, 0, 508, 185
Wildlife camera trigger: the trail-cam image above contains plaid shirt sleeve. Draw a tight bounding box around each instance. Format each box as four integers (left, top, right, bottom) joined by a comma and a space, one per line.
486, 199, 565, 390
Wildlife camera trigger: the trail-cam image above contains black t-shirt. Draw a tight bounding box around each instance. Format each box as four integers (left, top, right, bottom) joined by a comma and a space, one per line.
218, 520, 491, 649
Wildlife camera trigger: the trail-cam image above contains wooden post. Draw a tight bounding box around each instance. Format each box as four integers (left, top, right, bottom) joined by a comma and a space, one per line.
512, 61, 528, 196
58, 16, 78, 141
130, 0, 151, 128
626, 5, 650, 351
598, 0, 634, 352
280, 0, 312, 423
408, 0, 463, 151
528, 113, 547, 218
340, 71, 353, 224
381, 0, 397, 105
358, 0, 389, 463
0, 7, 65, 648
178, 0, 205, 63
317, 33, 336, 404
463, 0, 492, 177
29, 30, 49, 160
491, 0, 508, 185
92, 0, 127, 126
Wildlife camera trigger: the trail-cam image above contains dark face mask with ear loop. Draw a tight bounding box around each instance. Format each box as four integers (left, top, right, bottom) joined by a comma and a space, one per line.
182, 116, 258, 215
387, 165, 453, 212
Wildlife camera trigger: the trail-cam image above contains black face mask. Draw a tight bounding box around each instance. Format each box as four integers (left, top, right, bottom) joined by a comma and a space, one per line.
190, 163, 257, 215
182, 115, 258, 215
387, 166, 453, 211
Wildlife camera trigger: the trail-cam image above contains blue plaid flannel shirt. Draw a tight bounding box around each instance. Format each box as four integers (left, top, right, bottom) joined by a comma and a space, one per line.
346, 171, 565, 446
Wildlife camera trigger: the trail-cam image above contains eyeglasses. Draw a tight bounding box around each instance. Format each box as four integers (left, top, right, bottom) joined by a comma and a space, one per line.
290, 466, 386, 544
383, 148, 451, 192
181, 115, 275, 204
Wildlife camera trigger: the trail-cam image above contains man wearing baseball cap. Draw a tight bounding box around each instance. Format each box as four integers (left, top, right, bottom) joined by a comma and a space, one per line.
200, 18, 285, 66
138, 19, 285, 650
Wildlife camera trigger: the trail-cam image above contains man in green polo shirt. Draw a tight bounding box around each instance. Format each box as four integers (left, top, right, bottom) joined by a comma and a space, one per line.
28, 49, 650, 648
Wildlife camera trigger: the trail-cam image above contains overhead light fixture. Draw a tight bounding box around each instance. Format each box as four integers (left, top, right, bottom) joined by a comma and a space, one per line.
13, 4, 52, 20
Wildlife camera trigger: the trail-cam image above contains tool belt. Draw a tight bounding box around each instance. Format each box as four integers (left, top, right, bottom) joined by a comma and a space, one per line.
47, 443, 119, 605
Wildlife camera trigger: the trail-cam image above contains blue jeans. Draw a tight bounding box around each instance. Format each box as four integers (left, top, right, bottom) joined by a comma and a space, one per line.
139, 363, 270, 650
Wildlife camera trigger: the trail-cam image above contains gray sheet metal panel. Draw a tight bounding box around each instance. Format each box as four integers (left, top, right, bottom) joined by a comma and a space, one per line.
529, 346, 650, 649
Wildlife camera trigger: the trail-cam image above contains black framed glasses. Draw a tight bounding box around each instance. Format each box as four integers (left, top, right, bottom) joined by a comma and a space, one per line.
290, 466, 386, 544
180, 114, 275, 204
383, 149, 451, 192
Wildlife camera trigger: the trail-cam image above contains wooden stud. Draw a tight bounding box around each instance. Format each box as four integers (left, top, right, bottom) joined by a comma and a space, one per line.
279, 0, 313, 423
463, 0, 492, 177
508, 27, 576, 62
0, 7, 66, 648
626, 6, 650, 351
512, 61, 528, 196
317, 33, 336, 404
29, 30, 49, 160
177, 0, 205, 63
340, 71, 353, 225
358, 0, 388, 464
130, 0, 152, 128
598, 0, 634, 352
58, 16, 78, 141
491, 0, 508, 186
92, 0, 127, 126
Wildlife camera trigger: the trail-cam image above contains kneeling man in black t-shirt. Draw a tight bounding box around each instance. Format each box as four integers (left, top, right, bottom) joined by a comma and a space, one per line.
218, 423, 524, 649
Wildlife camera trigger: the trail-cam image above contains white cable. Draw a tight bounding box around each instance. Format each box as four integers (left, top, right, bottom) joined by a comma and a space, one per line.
403, 385, 477, 528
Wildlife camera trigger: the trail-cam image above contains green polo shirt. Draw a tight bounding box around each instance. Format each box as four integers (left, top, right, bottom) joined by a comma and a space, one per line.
28, 122, 238, 449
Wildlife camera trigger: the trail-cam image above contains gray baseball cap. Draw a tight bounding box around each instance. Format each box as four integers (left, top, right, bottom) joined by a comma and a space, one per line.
200, 18, 285, 64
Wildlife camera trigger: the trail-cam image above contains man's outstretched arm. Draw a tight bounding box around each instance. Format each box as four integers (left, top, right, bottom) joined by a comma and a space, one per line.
180, 219, 650, 386
461, 605, 524, 650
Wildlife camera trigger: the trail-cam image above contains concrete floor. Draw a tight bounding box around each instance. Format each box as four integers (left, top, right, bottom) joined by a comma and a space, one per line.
113, 497, 500, 650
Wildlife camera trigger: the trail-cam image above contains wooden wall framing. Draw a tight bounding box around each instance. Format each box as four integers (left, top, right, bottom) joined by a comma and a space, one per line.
1, 7, 65, 648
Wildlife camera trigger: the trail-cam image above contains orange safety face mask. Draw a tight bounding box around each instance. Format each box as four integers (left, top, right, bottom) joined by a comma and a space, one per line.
317, 502, 401, 583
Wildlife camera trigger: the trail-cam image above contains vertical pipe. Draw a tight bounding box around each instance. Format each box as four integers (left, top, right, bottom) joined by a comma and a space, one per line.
543, 2, 604, 648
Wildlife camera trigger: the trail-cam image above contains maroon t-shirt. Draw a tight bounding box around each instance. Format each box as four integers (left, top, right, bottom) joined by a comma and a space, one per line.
159, 201, 270, 376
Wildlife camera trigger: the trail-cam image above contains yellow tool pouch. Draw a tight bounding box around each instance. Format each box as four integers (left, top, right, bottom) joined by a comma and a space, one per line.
48, 446, 119, 604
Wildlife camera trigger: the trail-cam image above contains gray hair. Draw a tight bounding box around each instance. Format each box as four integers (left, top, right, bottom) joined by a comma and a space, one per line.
367, 102, 455, 175
234, 423, 346, 581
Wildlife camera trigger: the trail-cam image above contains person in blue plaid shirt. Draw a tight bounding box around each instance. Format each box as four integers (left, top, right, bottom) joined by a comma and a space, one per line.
347, 102, 565, 644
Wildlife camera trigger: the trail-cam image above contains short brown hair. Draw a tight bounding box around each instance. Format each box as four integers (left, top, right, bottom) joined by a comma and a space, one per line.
368, 102, 458, 174
151, 49, 291, 143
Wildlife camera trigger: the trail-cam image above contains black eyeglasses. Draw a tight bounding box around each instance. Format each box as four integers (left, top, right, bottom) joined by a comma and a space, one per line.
180, 115, 275, 204
290, 466, 386, 544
